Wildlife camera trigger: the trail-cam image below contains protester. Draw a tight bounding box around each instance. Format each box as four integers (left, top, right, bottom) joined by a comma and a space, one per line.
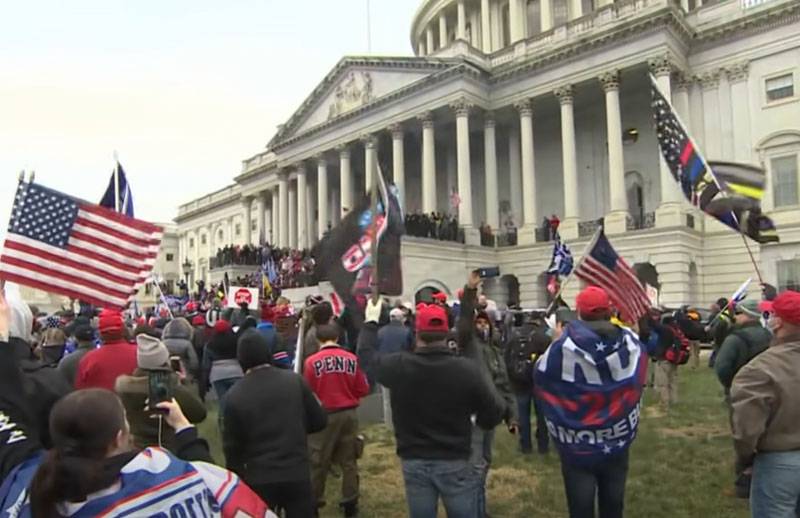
655, 313, 691, 408
38, 327, 66, 365
74, 309, 137, 391
534, 286, 650, 518
505, 317, 551, 455
303, 301, 334, 363
161, 317, 200, 383
374, 300, 505, 517
114, 334, 207, 450
304, 324, 370, 518
730, 290, 800, 517
675, 306, 706, 369
458, 272, 517, 515
57, 318, 95, 386
224, 328, 327, 517
255, 321, 292, 369
376, 307, 414, 428
707, 298, 734, 367
201, 320, 244, 429
714, 299, 771, 397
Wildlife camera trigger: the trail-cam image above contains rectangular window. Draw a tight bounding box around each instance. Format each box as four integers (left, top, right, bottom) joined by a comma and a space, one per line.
188, 238, 194, 248
772, 155, 799, 207
235, 224, 242, 236
251, 221, 257, 231
552, 0, 568, 27
200, 235, 207, 245
165, 253, 174, 262
166, 280, 174, 294
766, 73, 795, 102
527, 0, 541, 35
778, 259, 800, 292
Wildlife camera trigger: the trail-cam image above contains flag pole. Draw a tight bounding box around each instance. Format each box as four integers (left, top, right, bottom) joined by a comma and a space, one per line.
151, 277, 174, 320
649, 74, 764, 285
369, 165, 380, 304
113, 152, 120, 213
544, 226, 602, 315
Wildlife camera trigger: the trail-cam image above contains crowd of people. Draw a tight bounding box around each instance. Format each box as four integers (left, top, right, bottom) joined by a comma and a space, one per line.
404, 213, 463, 242
0, 264, 797, 518
208, 244, 317, 289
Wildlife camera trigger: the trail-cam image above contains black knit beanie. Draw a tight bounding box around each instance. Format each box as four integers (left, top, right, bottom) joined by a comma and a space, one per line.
237, 328, 273, 372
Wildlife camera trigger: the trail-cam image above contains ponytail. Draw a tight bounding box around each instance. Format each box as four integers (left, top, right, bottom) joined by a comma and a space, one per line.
30, 449, 116, 517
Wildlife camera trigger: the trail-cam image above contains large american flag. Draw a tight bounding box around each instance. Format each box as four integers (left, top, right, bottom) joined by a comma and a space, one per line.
574, 230, 650, 323
0, 180, 163, 309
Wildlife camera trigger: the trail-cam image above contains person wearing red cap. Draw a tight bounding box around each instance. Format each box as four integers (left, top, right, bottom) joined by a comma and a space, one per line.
374, 299, 505, 517
731, 290, 800, 516
74, 309, 137, 391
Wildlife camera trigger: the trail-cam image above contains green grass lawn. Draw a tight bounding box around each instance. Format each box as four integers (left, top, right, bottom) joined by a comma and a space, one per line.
199, 365, 750, 517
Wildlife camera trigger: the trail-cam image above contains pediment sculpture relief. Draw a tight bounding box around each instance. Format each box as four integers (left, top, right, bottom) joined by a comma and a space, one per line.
327, 71, 374, 120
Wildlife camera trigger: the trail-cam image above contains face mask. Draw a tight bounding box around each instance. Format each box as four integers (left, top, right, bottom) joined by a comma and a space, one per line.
478, 328, 490, 341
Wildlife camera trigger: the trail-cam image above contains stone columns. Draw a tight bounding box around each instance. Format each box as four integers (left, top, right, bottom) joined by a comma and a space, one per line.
278, 173, 289, 248
481, 0, 491, 52
457, 0, 467, 40
288, 179, 297, 249
339, 146, 352, 216
316, 156, 329, 240
452, 99, 474, 228
569, 0, 583, 20
389, 124, 406, 213
419, 111, 437, 214
727, 62, 752, 164
599, 70, 627, 234
241, 196, 253, 245
516, 100, 537, 228
271, 188, 279, 245
418, 41, 426, 56
673, 74, 691, 124
719, 72, 734, 159
700, 71, 722, 159
296, 165, 308, 250
555, 85, 579, 239
256, 193, 266, 244
509, 0, 524, 42
508, 125, 522, 225
426, 27, 434, 52
483, 113, 499, 231
541, 0, 553, 31
363, 135, 377, 194
439, 12, 448, 48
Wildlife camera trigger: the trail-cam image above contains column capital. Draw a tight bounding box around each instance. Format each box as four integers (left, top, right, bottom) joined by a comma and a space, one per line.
484, 112, 496, 129
417, 111, 435, 128
698, 70, 721, 89
388, 123, 404, 139
599, 70, 620, 92
314, 154, 327, 167
450, 98, 474, 117
514, 99, 533, 117
295, 163, 307, 175
648, 55, 674, 77
360, 134, 377, 148
336, 144, 351, 158
672, 71, 693, 93
554, 84, 574, 105
241, 195, 253, 207
725, 61, 750, 83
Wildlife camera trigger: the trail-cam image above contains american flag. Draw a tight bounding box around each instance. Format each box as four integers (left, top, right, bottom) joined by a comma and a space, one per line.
574, 230, 650, 323
0, 180, 163, 309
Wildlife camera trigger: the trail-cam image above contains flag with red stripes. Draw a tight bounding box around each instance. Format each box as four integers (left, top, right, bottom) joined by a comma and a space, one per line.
0, 180, 163, 309
573, 230, 650, 323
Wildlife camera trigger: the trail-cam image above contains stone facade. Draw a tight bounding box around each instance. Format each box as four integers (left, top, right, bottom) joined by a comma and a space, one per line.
175, 0, 800, 309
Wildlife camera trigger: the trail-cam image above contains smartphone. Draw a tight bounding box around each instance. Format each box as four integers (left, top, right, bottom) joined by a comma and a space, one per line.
169, 356, 182, 373
148, 370, 173, 410
476, 266, 500, 278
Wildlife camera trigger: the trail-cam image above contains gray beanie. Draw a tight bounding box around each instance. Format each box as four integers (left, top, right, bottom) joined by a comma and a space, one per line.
136, 334, 170, 371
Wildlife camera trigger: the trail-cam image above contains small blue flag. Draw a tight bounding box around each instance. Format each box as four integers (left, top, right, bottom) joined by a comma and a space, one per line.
100, 161, 134, 217
547, 232, 574, 277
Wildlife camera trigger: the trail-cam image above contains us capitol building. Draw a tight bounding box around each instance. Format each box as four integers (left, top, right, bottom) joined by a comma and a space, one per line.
174, 0, 800, 309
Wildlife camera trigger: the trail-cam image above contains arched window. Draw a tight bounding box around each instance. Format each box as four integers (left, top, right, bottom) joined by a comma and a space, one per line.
757, 130, 800, 209
625, 171, 645, 224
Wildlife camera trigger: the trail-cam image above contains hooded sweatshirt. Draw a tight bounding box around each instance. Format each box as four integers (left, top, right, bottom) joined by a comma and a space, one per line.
203, 330, 243, 385
534, 319, 649, 466
162, 318, 200, 381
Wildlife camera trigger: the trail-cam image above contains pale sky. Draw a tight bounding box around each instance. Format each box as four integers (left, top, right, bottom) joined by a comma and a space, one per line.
0, 0, 419, 233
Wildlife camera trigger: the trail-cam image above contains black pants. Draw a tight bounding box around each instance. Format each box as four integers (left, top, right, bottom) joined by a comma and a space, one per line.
560, 451, 629, 518
252, 479, 315, 518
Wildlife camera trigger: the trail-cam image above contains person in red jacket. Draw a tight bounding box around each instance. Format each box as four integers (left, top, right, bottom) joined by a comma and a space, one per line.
303, 323, 369, 518
74, 309, 137, 390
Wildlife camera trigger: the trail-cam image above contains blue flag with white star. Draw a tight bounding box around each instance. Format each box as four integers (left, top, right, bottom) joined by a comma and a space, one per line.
100, 161, 134, 217
533, 320, 649, 465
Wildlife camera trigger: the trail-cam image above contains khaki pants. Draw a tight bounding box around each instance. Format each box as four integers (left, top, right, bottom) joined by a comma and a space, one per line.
690, 340, 701, 369
655, 360, 678, 407
308, 408, 359, 508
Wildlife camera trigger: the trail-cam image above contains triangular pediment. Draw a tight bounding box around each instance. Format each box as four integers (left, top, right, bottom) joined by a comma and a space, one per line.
269, 57, 462, 146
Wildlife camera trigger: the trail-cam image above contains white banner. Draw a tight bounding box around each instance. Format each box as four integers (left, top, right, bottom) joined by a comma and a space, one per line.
226, 286, 259, 310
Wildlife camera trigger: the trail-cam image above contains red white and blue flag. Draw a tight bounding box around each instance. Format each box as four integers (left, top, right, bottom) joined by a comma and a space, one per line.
574, 230, 650, 324
0, 179, 163, 309
534, 320, 650, 465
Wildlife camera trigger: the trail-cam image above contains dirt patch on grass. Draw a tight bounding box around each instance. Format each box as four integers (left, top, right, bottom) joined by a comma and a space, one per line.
643, 405, 667, 419
659, 424, 728, 439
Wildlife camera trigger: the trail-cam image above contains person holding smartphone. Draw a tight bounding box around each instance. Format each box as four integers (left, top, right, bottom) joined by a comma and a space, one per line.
115, 334, 207, 449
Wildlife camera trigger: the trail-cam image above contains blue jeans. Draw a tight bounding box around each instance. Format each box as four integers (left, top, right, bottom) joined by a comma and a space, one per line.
516, 391, 550, 453
401, 458, 480, 518
751, 451, 800, 518
470, 426, 495, 517
560, 451, 629, 518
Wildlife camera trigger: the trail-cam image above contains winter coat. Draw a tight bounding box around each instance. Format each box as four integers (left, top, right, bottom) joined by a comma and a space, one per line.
377, 321, 414, 355
162, 319, 200, 382
74, 340, 137, 391
715, 321, 771, 391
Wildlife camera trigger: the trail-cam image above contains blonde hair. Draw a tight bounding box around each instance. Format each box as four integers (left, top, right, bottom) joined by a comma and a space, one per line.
41, 328, 66, 347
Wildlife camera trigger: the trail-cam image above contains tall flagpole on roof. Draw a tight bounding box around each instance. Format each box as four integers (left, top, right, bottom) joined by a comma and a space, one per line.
366, 0, 372, 53
113, 150, 120, 213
